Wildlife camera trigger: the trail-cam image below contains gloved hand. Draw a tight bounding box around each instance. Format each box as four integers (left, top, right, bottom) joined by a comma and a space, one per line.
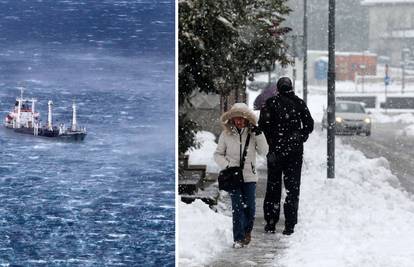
300, 133, 309, 142
249, 124, 262, 136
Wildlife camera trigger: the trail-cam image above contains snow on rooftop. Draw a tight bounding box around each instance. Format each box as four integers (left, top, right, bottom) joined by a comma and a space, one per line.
308, 50, 377, 57
362, 0, 414, 5
382, 29, 414, 38
315, 56, 329, 62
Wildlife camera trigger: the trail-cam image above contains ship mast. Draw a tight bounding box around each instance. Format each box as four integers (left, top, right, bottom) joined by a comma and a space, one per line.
47, 100, 53, 130
31, 98, 37, 124
31, 99, 36, 114
71, 100, 77, 131
16, 87, 24, 128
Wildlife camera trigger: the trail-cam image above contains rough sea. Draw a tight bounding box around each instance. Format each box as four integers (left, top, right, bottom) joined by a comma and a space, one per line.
0, 0, 175, 266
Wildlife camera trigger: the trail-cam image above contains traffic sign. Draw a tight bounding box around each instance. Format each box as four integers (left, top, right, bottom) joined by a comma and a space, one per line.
384, 76, 390, 86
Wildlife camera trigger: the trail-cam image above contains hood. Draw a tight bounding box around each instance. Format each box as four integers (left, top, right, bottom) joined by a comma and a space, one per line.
277, 76, 294, 94
220, 103, 257, 133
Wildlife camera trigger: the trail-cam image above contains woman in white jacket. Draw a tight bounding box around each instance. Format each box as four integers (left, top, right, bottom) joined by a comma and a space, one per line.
214, 103, 268, 248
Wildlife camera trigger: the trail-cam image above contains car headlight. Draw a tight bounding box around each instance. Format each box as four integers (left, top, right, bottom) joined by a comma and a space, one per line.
336, 117, 343, 123
364, 118, 371, 124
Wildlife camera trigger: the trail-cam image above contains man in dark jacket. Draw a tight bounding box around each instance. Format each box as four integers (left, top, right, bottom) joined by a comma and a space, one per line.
258, 77, 314, 235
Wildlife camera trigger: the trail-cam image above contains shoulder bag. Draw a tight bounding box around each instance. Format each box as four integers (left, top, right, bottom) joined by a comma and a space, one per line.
218, 132, 251, 192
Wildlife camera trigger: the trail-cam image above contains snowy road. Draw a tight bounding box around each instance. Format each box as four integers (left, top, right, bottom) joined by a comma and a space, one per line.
335, 122, 414, 193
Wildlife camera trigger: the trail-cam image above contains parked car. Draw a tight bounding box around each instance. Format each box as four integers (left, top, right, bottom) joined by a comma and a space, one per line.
322, 101, 372, 136
247, 81, 270, 92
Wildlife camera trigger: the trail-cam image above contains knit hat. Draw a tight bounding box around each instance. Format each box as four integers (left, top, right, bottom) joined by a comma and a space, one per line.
277, 77, 293, 93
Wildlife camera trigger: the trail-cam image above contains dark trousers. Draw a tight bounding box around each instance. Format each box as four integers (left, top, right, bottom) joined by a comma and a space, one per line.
229, 182, 256, 242
263, 150, 303, 228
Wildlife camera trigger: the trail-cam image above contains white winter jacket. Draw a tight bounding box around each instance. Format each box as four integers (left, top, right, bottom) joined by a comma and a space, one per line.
214, 103, 268, 183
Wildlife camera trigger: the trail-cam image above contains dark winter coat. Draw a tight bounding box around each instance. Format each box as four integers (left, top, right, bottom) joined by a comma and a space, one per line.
258, 91, 314, 154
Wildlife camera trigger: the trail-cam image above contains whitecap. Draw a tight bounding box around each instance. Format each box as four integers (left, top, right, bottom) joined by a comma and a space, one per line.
108, 233, 128, 239
81, 208, 94, 213
90, 174, 105, 178
160, 205, 174, 209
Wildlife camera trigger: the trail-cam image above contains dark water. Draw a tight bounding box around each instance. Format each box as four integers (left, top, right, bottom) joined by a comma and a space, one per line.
0, 0, 174, 54
0, 0, 175, 266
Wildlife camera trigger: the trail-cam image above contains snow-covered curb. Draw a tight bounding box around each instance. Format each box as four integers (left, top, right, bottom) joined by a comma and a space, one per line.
371, 112, 414, 124
178, 200, 233, 266
276, 131, 414, 267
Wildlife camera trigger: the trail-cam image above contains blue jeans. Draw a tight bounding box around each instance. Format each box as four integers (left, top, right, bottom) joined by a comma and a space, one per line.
229, 182, 256, 242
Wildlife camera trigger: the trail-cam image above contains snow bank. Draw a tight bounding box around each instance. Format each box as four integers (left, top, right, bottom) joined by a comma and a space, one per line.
371, 111, 414, 124
277, 131, 414, 267
186, 131, 220, 173
178, 200, 233, 267
402, 124, 414, 136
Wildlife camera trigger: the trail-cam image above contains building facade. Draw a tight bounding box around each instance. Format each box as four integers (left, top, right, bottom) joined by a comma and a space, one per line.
295, 50, 377, 85
362, 0, 414, 66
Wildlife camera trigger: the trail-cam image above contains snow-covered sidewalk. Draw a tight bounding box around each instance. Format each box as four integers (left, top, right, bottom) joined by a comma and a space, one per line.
178, 130, 414, 267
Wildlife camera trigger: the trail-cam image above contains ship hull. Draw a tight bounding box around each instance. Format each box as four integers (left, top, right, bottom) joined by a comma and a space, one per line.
57, 132, 87, 141
4, 126, 86, 141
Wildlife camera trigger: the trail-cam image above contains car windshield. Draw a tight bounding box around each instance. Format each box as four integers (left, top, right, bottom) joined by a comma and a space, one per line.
336, 102, 365, 113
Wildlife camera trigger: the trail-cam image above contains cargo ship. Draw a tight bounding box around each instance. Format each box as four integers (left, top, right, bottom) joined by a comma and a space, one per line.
4, 89, 87, 141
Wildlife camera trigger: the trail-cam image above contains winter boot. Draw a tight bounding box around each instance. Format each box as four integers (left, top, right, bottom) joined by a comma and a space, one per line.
264, 222, 276, 233
283, 225, 294, 235
243, 232, 252, 246
232, 241, 244, 249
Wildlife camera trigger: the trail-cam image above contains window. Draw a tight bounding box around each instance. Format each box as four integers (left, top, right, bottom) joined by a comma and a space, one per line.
336, 103, 365, 113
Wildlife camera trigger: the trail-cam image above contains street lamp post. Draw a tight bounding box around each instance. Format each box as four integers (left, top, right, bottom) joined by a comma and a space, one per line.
292, 35, 297, 89
286, 35, 302, 90
401, 62, 405, 94
303, 0, 308, 104
385, 64, 389, 113
327, 0, 336, 179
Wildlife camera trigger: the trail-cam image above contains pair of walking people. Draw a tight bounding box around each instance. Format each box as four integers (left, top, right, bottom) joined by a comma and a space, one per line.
214, 77, 314, 248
